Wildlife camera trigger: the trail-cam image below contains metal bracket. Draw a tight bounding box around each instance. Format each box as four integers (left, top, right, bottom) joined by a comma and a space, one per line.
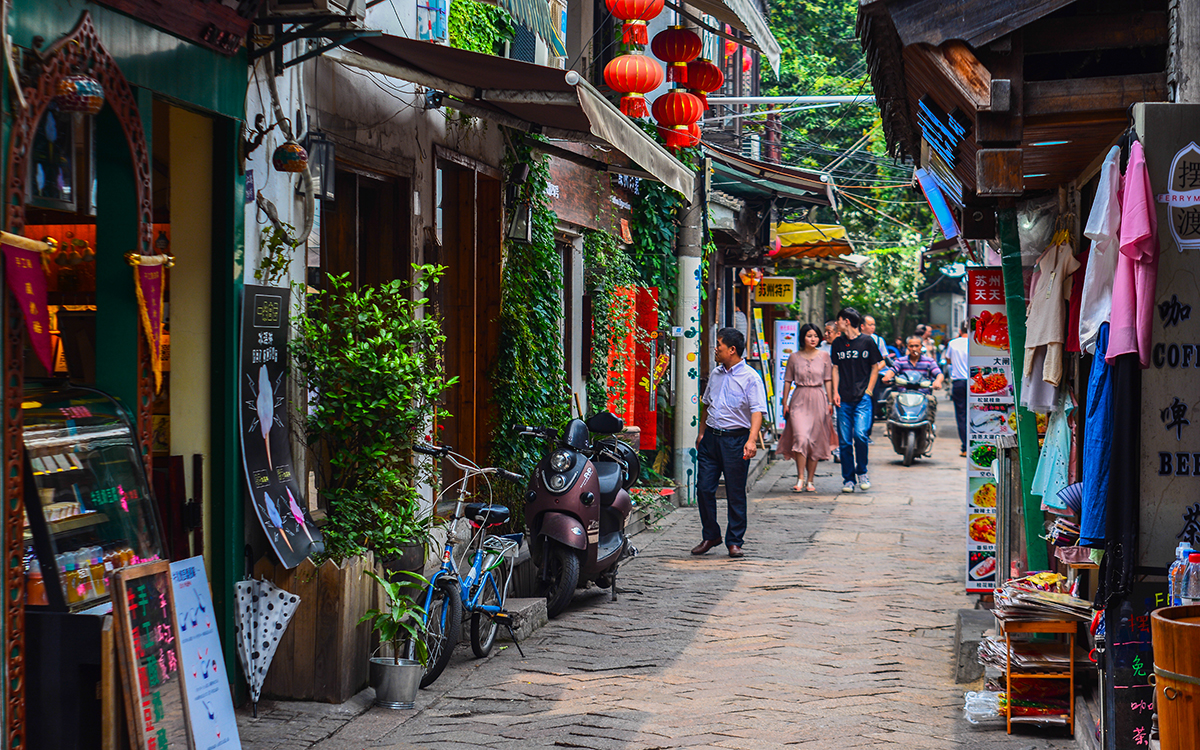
248, 20, 381, 70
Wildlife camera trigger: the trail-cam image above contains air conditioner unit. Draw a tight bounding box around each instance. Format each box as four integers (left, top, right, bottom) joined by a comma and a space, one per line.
264, 0, 366, 21
741, 133, 761, 162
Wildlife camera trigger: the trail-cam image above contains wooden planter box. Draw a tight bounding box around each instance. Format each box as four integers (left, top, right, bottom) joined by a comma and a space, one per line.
253, 553, 378, 704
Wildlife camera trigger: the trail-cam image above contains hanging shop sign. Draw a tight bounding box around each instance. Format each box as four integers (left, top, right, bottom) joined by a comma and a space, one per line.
239, 285, 323, 569
1158, 141, 1200, 250
750, 308, 774, 426
170, 557, 241, 750
772, 320, 799, 431
1, 239, 52, 372
127, 252, 171, 392
964, 267, 1013, 593
755, 276, 795, 305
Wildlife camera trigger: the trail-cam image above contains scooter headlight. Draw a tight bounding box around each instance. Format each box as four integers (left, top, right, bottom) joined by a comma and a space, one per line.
550, 450, 574, 472
548, 473, 568, 491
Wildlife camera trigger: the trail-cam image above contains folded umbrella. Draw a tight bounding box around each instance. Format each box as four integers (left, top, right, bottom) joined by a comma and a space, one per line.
235, 578, 301, 717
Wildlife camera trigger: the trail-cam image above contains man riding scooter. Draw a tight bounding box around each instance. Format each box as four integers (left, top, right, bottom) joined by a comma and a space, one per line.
882, 335, 944, 449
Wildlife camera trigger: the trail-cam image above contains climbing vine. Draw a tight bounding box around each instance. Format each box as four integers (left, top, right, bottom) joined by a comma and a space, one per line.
489, 135, 571, 521
448, 0, 515, 54
582, 229, 640, 415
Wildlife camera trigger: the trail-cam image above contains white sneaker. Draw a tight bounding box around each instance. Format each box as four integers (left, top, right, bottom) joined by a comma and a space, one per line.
857, 474, 871, 491
842, 481, 856, 493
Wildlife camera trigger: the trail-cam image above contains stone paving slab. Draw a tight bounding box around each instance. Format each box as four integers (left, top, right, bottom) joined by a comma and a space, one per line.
237, 400, 1079, 749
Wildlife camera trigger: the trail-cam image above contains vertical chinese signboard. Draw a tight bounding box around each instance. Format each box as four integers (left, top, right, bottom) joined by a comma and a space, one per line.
965, 268, 1013, 592
240, 285, 322, 568
773, 320, 799, 431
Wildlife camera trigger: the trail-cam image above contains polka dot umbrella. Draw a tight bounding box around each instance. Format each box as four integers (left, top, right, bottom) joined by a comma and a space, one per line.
235, 577, 302, 716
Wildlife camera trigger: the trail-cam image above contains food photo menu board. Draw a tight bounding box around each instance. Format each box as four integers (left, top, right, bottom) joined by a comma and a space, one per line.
965, 268, 1013, 593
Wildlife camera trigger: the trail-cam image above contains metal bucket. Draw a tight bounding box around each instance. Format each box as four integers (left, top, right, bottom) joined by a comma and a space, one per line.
369, 657, 421, 709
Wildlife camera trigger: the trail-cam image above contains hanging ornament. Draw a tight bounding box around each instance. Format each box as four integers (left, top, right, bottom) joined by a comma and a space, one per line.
686, 58, 724, 109
55, 75, 105, 115
657, 121, 701, 149
739, 268, 764, 286
652, 90, 703, 150
743, 54, 752, 74
651, 26, 702, 85
272, 137, 308, 173
724, 25, 738, 59
604, 53, 665, 118
604, 0, 665, 46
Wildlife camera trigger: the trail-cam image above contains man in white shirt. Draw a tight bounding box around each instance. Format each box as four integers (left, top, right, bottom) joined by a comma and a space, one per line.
693, 327, 768, 558
945, 321, 971, 456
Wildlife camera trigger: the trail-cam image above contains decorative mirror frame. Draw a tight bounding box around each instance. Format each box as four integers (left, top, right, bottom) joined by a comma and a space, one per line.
2, 12, 154, 748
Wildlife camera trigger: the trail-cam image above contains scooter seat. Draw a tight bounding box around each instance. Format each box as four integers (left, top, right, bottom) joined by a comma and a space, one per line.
595, 461, 622, 505
466, 503, 510, 527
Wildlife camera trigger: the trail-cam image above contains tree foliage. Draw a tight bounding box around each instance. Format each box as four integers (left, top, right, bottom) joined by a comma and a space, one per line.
448, 0, 515, 55
760, 0, 951, 342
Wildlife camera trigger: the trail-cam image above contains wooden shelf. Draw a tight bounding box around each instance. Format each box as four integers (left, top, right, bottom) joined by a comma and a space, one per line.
999, 617, 1076, 735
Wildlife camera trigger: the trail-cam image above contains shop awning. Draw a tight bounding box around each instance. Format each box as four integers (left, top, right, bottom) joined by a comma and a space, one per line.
330, 36, 695, 199
706, 144, 832, 208
767, 222, 855, 261
665, 0, 782, 74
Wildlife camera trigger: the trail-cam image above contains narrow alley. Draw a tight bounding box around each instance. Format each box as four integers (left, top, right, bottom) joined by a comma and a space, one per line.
238, 405, 1077, 750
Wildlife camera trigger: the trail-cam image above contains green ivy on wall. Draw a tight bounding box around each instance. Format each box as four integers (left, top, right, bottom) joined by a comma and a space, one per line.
489, 135, 571, 521
582, 229, 640, 416
448, 0, 516, 54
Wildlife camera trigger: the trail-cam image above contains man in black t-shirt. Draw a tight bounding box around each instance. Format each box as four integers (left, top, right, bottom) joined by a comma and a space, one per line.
830, 307, 883, 492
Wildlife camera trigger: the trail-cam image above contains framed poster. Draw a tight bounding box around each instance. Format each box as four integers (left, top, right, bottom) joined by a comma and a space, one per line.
112, 562, 192, 750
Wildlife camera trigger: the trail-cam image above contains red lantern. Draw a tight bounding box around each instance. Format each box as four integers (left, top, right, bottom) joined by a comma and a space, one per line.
604, 53, 665, 118
605, 0, 665, 46
651, 26, 702, 84
724, 25, 738, 58
743, 54, 752, 74
655, 122, 701, 150
686, 58, 724, 109
652, 90, 703, 150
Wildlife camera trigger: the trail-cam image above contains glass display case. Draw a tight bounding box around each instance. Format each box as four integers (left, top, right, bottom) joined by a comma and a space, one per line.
21, 381, 165, 612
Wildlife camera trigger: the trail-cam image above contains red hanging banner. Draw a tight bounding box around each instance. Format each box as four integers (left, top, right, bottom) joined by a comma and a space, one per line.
132, 261, 165, 391
2, 242, 52, 373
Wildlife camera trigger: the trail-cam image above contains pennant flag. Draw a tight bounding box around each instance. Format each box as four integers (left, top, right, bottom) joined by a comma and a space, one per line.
133, 263, 165, 391
2, 242, 52, 372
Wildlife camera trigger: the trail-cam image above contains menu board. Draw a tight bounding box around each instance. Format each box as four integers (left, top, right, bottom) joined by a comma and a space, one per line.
1104, 583, 1166, 750
112, 562, 191, 750
239, 285, 322, 568
171, 557, 242, 750
772, 320, 800, 431
965, 268, 1013, 592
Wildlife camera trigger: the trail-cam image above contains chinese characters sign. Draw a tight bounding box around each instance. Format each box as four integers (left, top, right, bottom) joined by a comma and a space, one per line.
134, 263, 166, 391
754, 277, 795, 305
2, 242, 52, 372
964, 268, 1013, 593
1105, 584, 1165, 748
772, 320, 799, 431
239, 286, 322, 568
113, 562, 191, 750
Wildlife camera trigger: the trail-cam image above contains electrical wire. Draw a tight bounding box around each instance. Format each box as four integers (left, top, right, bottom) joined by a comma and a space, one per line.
836, 189, 921, 233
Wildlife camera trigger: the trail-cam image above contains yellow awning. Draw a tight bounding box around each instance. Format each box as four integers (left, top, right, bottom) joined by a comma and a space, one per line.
767, 223, 853, 261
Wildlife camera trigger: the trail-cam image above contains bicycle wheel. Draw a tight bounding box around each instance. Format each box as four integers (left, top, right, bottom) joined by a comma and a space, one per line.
418, 578, 462, 688
470, 565, 509, 658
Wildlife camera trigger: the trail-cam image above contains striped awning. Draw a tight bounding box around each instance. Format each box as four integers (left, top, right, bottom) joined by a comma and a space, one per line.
497, 0, 566, 57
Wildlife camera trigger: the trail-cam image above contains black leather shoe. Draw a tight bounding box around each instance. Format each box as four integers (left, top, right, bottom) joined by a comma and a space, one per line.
691, 539, 720, 555
728, 545, 744, 558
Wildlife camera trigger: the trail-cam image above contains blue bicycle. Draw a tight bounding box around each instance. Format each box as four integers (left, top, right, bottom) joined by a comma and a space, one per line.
411, 444, 525, 688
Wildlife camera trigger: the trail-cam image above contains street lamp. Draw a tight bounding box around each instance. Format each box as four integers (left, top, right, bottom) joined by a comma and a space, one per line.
507, 202, 533, 243
302, 131, 336, 201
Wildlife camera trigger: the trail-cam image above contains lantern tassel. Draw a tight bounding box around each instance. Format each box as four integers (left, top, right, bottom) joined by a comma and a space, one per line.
667, 63, 688, 84
620, 95, 649, 118
665, 126, 691, 150
622, 21, 648, 46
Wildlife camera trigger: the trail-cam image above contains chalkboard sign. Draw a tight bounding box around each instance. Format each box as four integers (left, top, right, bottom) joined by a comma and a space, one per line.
112, 561, 192, 750
1104, 582, 1167, 750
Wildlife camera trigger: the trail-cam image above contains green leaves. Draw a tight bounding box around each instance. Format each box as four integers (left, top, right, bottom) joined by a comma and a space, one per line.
448, 0, 515, 55
291, 267, 453, 563
359, 570, 429, 665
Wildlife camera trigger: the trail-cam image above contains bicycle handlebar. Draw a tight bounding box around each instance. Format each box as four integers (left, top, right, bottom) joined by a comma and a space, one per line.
496, 469, 525, 485
412, 443, 452, 457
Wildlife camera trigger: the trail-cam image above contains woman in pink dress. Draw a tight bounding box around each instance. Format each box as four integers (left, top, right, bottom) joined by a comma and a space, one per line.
778, 323, 835, 492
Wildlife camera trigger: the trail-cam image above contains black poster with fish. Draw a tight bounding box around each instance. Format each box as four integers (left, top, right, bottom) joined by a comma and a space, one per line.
239, 285, 322, 568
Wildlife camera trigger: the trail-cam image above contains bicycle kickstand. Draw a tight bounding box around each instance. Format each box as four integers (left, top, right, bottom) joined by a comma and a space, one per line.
493, 611, 525, 658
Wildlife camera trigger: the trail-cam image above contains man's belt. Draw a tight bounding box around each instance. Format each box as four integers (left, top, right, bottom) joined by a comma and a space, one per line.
708, 428, 750, 437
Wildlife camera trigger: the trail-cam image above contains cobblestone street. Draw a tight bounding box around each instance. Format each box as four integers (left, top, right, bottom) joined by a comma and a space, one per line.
238, 401, 1078, 749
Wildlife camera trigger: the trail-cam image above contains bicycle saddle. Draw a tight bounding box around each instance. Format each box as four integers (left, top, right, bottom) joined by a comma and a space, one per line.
466, 502, 510, 527
594, 461, 622, 505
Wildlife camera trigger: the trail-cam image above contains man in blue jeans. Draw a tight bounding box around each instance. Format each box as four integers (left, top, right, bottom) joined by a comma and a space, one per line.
830, 308, 883, 492
692, 327, 767, 558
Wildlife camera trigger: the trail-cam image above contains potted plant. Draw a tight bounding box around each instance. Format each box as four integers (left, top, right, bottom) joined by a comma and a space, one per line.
359, 570, 428, 709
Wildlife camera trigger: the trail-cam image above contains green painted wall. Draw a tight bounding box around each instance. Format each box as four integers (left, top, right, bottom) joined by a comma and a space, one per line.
10, 1, 246, 120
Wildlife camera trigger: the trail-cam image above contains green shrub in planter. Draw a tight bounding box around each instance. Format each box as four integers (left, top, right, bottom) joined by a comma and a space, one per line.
292, 267, 457, 563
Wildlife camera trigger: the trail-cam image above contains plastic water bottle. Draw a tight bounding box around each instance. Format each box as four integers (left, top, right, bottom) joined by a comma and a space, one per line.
1182, 552, 1200, 606
1170, 542, 1194, 606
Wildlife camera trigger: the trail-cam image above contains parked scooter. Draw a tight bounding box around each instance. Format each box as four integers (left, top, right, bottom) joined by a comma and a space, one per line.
885, 375, 936, 466
520, 411, 639, 618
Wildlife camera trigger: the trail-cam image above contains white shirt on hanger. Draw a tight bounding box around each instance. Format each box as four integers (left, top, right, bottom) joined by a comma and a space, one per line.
1078, 146, 1122, 354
